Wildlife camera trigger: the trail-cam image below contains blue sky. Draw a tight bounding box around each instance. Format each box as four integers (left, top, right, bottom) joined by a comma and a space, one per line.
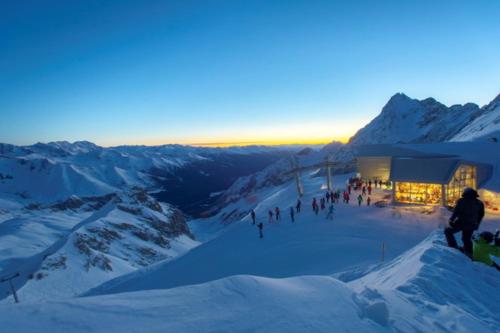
1, 0, 499, 146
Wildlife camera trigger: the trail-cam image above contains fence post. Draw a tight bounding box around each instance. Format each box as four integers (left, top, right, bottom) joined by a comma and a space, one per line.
381, 242, 385, 262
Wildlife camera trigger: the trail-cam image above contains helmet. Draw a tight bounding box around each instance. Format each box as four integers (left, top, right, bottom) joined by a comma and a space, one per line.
479, 231, 494, 243
462, 187, 479, 198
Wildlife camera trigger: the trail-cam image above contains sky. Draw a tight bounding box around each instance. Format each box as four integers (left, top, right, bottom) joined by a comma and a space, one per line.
1, 0, 499, 147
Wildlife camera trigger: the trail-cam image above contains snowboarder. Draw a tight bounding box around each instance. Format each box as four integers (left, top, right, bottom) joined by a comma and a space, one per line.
357, 194, 363, 206
251, 209, 256, 225
296, 199, 302, 213
258, 222, 264, 239
444, 188, 485, 258
290, 207, 295, 222
326, 204, 334, 220
275, 207, 280, 221
473, 231, 500, 270
268, 210, 274, 223
367, 197, 371, 206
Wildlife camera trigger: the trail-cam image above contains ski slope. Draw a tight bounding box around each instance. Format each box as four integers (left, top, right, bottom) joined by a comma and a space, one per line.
1, 231, 498, 333
86, 173, 500, 296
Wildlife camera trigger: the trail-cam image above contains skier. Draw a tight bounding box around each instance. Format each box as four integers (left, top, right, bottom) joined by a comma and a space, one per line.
268, 210, 274, 223
296, 199, 302, 213
326, 191, 331, 203
290, 207, 295, 222
444, 188, 485, 258
368, 185, 372, 195
320, 198, 326, 210
357, 194, 363, 206
367, 196, 371, 206
326, 204, 334, 220
473, 231, 500, 270
251, 209, 256, 225
258, 222, 264, 239
275, 207, 280, 221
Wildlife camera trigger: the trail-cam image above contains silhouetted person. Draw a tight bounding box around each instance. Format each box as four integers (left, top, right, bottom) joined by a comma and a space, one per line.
275, 207, 280, 221
268, 210, 273, 223
251, 209, 256, 225
367, 197, 371, 206
445, 188, 485, 258
290, 207, 295, 222
296, 199, 302, 213
312, 198, 318, 212
320, 198, 325, 210
258, 222, 264, 239
326, 191, 331, 203
357, 194, 363, 206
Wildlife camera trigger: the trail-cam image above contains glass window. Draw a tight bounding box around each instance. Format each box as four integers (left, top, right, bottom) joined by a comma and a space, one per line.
445, 165, 476, 207
395, 182, 442, 205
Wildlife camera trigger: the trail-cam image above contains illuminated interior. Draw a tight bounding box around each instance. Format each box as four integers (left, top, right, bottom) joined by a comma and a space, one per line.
394, 182, 442, 205
445, 165, 476, 206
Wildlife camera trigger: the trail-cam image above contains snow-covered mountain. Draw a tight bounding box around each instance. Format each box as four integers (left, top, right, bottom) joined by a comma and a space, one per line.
451, 93, 500, 142
0, 188, 197, 302
349, 93, 484, 145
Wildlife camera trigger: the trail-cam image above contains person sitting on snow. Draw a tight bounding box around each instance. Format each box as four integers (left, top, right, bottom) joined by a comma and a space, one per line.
444, 188, 485, 258
473, 231, 500, 270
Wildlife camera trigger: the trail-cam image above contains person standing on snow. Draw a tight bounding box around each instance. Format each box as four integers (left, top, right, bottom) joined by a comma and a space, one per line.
312, 198, 318, 212
268, 210, 274, 223
357, 194, 363, 206
367, 197, 371, 206
251, 209, 256, 225
258, 222, 264, 239
348, 184, 352, 195
290, 207, 295, 222
320, 198, 326, 210
275, 207, 281, 221
326, 204, 334, 220
368, 185, 372, 195
362, 186, 367, 196
326, 191, 331, 203
296, 199, 302, 213
444, 188, 485, 258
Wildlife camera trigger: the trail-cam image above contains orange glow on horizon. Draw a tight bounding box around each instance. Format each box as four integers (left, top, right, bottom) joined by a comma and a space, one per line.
117, 136, 350, 148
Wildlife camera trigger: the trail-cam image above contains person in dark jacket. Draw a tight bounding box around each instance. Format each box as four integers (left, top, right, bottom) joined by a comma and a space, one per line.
258, 222, 264, 239
444, 188, 485, 258
290, 207, 295, 222
296, 199, 301, 213
251, 209, 256, 225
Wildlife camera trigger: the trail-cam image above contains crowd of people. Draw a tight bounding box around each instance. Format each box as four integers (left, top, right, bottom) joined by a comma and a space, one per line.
250, 177, 381, 240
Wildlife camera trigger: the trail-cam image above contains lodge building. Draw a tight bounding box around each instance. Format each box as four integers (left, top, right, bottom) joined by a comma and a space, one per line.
355, 145, 494, 207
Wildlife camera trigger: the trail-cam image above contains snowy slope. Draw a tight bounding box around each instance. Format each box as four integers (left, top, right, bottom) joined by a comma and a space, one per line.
85, 172, 500, 297
349, 93, 482, 145
1, 232, 498, 332
452, 93, 500, 142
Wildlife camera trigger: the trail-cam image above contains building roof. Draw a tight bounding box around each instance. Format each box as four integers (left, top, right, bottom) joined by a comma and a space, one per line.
389, 157, 459, 184
355, 144, 453, 158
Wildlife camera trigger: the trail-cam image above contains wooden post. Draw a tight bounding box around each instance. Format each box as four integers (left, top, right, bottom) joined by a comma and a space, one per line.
1, 273, 20, 303
290, 156, 304, 197
326, 155, 333, 191
381, 242, 385, 262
